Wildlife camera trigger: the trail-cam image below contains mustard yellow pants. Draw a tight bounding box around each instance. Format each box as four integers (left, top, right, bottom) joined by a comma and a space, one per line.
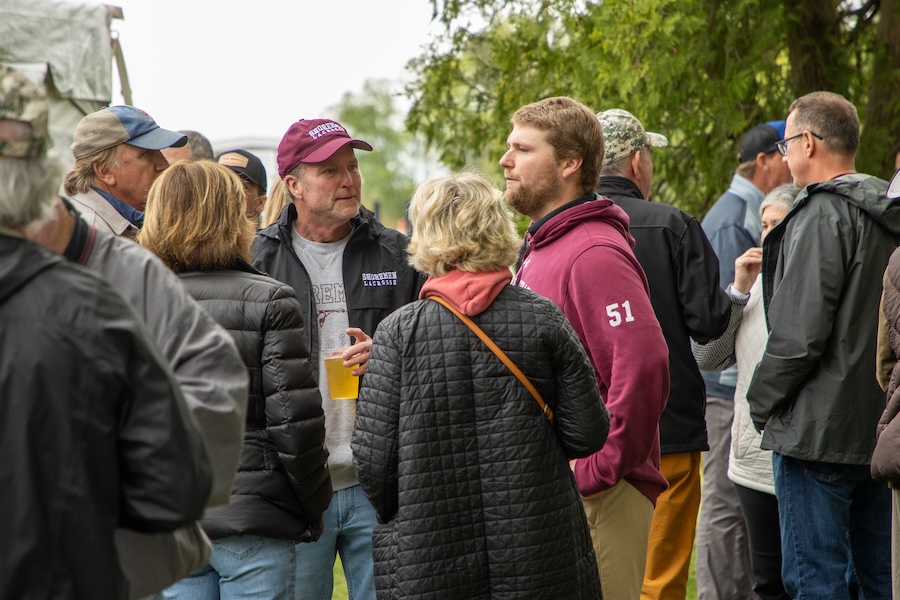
641, 451, 702, 600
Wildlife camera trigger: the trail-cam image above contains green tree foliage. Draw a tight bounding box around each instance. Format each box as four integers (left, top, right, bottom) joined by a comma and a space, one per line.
406, 0, 900, 217
329, 79, 436, 228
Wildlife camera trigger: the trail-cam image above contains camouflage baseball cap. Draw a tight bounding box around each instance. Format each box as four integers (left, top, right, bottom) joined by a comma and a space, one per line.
0, 63, 50, 159
597, 109, 667, 165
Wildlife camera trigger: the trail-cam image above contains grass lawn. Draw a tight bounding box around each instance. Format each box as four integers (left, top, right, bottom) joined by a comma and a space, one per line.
330, 552, 698, 599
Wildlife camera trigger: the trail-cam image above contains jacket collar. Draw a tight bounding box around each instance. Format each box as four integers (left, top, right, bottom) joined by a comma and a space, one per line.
596, 176, 644, 200
260, 202, 382, 246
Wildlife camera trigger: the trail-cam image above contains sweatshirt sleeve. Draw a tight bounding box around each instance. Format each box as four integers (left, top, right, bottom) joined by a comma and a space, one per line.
566, 245, 670, 497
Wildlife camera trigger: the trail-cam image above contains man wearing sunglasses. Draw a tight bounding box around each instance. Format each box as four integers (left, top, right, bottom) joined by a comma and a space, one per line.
747, 91, 900, 598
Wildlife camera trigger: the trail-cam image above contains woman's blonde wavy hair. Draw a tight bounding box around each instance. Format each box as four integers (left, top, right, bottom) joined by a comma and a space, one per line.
139, 160, 255, 273
407, 171, 520, 277
260, 175, 293, 228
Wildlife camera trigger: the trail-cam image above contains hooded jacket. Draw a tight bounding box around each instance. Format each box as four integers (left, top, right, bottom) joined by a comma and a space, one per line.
599, 176, 730, 454
748, 174, 900, 463
353, 272, 608, 599
514, 195, 670, 504
0, 233, 212, 600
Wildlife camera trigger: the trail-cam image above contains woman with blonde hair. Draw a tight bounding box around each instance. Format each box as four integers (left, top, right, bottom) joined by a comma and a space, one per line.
260, 175, 292, 228
140, 160, 332, 600
352, 171, 610, 599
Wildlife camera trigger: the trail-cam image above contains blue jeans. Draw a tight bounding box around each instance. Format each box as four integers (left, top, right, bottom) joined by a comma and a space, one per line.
773, 453, 891, 599
295, 485, 376, 600
162, 535, 295, 599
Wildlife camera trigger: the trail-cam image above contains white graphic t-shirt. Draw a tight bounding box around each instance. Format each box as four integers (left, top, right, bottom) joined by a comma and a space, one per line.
291, 227, 358, 490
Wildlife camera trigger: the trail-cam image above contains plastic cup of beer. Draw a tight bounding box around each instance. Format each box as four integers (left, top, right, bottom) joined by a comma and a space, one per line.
324, 347, 359, 400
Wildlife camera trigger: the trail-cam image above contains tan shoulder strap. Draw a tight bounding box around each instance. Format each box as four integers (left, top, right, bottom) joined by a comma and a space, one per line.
428, 296, 554, 425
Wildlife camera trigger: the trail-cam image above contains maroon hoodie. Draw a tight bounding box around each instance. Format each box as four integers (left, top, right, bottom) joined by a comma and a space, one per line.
514, 196, 670, 504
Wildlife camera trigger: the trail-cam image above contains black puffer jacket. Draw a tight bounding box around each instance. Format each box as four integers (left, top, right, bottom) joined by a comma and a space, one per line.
352, 285, 609, 599
180, 261, 332, 542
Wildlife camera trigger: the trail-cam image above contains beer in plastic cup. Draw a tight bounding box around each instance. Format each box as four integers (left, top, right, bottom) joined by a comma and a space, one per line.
324, 347, 359, 400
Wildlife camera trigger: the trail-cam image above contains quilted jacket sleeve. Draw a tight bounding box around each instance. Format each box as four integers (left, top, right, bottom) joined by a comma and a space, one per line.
262, 285, 332, 523
545, 303, 610, 458
352, 313, 402, 524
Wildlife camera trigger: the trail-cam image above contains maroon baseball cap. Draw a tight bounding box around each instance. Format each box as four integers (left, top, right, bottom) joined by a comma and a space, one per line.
277, 119, 373, 177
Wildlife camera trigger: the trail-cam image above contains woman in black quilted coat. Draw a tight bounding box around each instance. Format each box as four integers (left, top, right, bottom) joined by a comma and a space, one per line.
352, 172, 610, 599
140, 160, 331, 599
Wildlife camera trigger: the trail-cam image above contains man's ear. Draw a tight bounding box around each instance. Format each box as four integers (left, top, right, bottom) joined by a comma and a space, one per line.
283, 175, 303, 201
93, 161, 116, 187
561, 155, 584, 180
756, 151, 768, 172
630, 150, 643, 179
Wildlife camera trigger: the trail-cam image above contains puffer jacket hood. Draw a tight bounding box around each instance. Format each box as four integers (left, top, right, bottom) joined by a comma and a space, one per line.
801, 174, 900, 234
530, 195, 635, 251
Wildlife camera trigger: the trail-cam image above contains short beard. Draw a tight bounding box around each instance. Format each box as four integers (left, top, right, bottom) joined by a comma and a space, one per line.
504, 169, 563, 221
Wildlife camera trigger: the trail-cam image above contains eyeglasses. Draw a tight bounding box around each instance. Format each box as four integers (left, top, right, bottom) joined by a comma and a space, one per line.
776, 131, 823, 156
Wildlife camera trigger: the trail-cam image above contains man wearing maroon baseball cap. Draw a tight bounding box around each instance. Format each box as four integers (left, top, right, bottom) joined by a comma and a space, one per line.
253, 118, 424, 600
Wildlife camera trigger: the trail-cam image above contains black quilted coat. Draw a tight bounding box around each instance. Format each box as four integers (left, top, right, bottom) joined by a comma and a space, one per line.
179, 261, 332, 542
353, 285, 609, 599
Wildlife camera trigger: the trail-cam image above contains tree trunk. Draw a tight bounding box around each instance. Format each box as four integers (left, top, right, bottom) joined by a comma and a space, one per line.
785, 0, 852, 96
859, 0, 900, 179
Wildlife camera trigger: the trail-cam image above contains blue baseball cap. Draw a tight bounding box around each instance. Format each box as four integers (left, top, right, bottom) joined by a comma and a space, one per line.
70, 105, 187, 159
738, 120, 786, 163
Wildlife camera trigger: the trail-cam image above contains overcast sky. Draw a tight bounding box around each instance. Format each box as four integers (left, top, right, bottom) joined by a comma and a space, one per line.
105, 0, 440, 146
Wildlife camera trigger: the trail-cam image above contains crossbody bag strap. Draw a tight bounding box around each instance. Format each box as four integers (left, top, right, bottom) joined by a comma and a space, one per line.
428, 295, 554, 425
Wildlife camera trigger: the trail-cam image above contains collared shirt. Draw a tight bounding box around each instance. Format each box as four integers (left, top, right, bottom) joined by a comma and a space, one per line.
725, 174, 764, 242
92, 187, 144, 228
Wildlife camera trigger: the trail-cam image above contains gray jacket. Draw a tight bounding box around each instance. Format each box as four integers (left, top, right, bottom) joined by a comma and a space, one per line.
64, 219, 248, 598
69, 188, 139, 240
748, 174, 900, 464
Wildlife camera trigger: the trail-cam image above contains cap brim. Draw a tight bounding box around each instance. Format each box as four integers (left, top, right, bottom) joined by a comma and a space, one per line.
645, 131, 668, 148
888, 169, 900, 199
128, 127, 188, 150
304, 138, 373, 163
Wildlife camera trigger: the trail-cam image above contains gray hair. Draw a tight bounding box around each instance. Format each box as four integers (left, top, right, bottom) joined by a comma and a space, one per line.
181, 130, 213, 160
63, 145, 120, 196
760, 183, 800, 217
0, 154, 64, 227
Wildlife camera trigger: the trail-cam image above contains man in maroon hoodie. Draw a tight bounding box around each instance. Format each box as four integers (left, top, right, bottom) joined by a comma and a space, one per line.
500, 96, 670, 599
